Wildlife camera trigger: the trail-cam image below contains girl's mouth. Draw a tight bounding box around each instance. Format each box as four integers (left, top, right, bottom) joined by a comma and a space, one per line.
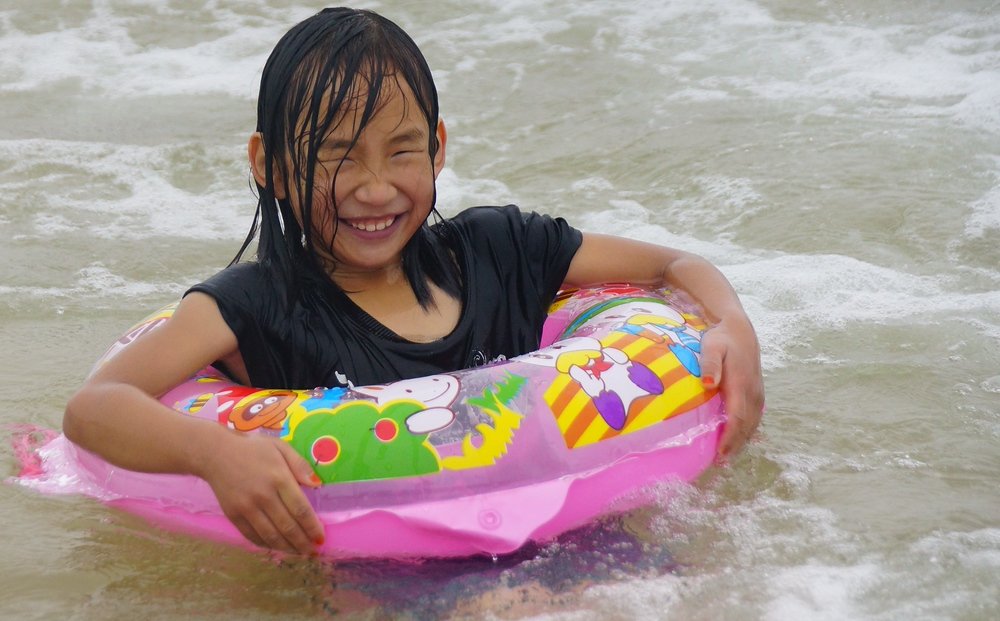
344, 215, 397, 232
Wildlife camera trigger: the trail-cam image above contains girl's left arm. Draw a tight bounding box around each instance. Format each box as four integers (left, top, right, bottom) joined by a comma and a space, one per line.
563, 232, 764, 459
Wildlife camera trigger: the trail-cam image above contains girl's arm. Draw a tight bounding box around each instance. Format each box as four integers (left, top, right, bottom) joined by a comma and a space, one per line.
563, 232, 764, 458
63, 292, 325, 554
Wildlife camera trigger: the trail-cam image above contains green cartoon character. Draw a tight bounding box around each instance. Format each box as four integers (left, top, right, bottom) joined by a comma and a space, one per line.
287, 400, 456, 483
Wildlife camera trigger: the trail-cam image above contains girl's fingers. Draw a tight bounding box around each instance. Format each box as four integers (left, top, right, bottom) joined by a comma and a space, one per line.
206, 436, 324, 554
277, 440, 323, 488
275, 482, 325, 553
231, 515, 267, 549
718, 389, 748, 457
275, 441, 326, 550
718, 367, 765, 458
230, 489, 320, 555
699, 324, 765, 459
699, 331, 725, 388
245, 510, 296, 554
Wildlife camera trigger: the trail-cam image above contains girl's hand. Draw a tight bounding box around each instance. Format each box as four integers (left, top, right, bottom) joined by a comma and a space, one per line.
698, 317, 765, 459
198, 432, 326, 555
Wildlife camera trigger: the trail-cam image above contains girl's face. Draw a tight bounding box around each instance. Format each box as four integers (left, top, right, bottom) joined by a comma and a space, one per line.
252, 78, 446, 280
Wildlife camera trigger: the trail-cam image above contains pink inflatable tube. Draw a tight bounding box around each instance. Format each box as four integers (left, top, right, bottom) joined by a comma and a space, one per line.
15, 285, 724, 558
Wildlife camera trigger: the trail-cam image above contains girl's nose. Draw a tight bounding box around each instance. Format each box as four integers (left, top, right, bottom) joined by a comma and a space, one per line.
354, 166, 397, 206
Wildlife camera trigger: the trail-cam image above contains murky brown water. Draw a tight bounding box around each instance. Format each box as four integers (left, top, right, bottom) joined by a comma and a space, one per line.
2, 1, 998, 619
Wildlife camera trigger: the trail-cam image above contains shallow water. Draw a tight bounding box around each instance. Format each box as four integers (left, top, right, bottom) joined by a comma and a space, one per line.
2, 1, 998, 619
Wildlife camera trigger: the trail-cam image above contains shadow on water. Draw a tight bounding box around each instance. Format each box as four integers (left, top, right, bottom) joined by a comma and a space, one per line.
28, 506, 681, 621
6, 425, 682, 620
315, 513, 679, 619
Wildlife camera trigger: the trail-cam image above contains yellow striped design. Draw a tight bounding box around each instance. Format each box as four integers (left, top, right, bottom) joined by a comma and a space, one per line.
625, 374, 705, 430
619, 336, 654, 359
648, 350, 683, 376
543, 373, 572, 406
573, 409, 615, 447
558, 389, 597, 435
600, 332, 632, 349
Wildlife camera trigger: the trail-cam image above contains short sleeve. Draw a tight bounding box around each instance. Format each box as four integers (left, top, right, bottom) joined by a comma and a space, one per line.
518, 207, 584, 300
450, 205, 583, 303
184, 263, 289, 385
184, 263, 263, 340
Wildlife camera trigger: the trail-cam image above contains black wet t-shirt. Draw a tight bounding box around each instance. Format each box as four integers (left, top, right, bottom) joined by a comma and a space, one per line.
186, 205, 583, 389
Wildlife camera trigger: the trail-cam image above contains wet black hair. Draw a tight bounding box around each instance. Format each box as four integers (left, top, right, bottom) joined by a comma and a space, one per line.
233, 7, 460, 308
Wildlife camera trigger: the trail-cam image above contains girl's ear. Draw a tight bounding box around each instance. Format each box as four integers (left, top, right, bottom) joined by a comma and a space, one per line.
432, 119, 447, 179
248, 132, 286, 199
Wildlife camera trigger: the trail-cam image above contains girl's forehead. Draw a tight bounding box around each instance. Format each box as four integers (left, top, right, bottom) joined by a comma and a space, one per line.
312, 75, 424, 138
296, 74, 430, 148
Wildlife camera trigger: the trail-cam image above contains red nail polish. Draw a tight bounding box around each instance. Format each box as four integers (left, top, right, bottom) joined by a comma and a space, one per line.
703, 376, 716, 387
309, 474, 322, 486
314, 535, 325, 547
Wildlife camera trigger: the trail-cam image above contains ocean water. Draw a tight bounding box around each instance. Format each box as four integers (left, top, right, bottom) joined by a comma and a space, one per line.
1, 0, 998, 619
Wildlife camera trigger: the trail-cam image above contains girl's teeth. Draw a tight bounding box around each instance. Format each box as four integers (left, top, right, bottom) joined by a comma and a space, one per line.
350, 216, 395, 232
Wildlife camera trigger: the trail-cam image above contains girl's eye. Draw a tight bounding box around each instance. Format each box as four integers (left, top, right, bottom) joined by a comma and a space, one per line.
315, 160, 347, 179
318, 151, 352, 163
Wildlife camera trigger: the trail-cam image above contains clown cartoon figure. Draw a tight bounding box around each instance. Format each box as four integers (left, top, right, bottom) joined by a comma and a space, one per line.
620, 313, 702, 377
587, 299, 704, 378
519, 337, 663, 430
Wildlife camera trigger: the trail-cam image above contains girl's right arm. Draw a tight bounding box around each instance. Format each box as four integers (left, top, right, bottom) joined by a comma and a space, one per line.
63, 292, 325, 555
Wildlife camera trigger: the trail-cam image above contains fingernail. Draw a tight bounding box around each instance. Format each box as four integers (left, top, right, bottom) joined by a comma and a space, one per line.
310, 474, 322, 486
314, 535, 325, 547
703, 376, 716, 387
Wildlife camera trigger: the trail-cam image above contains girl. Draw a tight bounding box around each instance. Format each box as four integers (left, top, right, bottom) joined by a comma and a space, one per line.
64, 8, 764, 556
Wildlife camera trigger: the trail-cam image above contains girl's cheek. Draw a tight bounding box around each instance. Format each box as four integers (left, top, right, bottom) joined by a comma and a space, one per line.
328, 166, 362, 200
396, 160, 436, 195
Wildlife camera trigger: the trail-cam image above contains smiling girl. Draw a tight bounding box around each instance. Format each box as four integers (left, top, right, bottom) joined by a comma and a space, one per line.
64, 7, 764, 556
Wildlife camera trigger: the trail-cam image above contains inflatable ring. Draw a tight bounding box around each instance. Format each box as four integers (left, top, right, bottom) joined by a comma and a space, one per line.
16, 285, 725, 558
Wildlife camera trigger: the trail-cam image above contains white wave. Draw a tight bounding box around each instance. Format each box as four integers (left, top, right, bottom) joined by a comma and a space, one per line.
724, 15, 999, 135
963, 160, 1000, 237
0, 2, 318, 99
454, 0, 1000, 136
577, 574, 691, 620
765, 562, 882, 621
3, 0, 995, 140
0, 263, 185, 304
428, 6, 571, 56
435, 167, 517, 217
665, 175, 768, 235
728, 253, 1000, 365
570, 191, 1000, 369
912, 528, 1000, 571
0, 139, 250, 241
